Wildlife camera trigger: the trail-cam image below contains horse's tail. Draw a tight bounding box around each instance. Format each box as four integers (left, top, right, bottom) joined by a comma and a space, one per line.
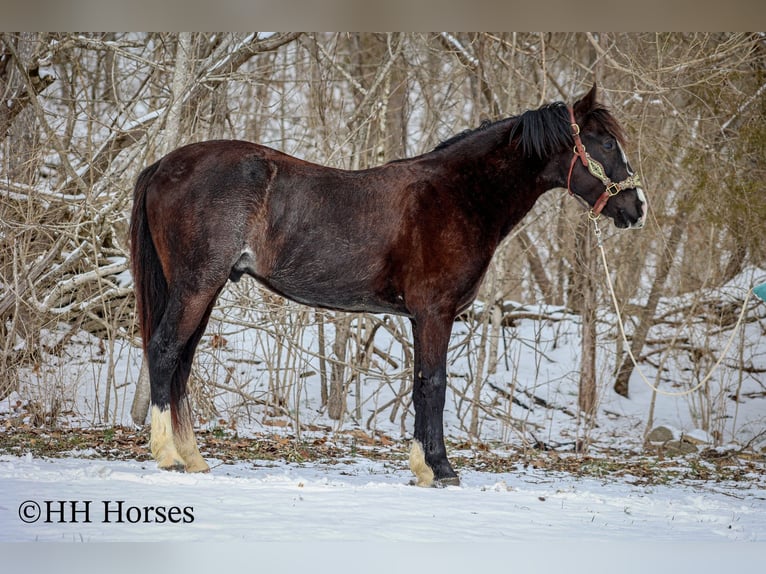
130, 160, 194, 440
129, 161, 166, 363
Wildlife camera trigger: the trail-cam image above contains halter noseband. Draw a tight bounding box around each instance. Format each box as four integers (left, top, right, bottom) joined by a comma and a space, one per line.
566, 106, 641, 218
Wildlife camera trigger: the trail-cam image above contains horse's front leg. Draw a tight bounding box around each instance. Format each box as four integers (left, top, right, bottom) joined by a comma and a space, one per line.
408, 312, 459, 487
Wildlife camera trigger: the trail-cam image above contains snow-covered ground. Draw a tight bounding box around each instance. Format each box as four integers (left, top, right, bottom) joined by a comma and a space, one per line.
2, 270, 766, 566
2, 452, 765, 573
2, 452, 765, 543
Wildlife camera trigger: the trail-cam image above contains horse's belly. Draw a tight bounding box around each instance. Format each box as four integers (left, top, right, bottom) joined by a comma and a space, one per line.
261, 275, 407, 315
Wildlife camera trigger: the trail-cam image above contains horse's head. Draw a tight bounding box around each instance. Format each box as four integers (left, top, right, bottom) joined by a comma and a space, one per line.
566, 85, 647, 229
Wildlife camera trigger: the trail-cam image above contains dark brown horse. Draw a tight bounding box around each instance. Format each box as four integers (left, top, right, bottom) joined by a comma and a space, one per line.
130, 85, 646, 486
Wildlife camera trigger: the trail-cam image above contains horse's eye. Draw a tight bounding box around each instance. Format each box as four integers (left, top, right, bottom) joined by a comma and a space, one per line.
603, 139, 615, 151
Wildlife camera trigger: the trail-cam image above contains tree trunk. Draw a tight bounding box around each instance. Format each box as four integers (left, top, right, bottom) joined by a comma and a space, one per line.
575, 220, 598, 419
328, 315, 352, 420
613, 205, 689, 397
130, 360, 151, 425
517, 228, 555, 305
317, 311, 329, 407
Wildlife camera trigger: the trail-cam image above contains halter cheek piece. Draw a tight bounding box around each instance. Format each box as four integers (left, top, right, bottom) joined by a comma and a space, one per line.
566, 106, 641, 218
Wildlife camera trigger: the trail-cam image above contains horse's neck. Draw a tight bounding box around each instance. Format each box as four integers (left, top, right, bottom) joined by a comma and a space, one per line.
456, 148, 551, 238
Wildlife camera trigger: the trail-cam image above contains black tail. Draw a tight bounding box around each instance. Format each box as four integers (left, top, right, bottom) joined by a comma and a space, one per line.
130, 160, 210, 434
130, 161, 190, 429
129, 160, 165, 356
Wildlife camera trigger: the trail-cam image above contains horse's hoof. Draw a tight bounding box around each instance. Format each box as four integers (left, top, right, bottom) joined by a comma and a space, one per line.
409, 440, 435, 487
408, 440, 461, 487
183, 456, 211, 473
185, 461, 211, 473
159, 461, 187, 473
408, 475, 460, 488
435, 476, 460, 487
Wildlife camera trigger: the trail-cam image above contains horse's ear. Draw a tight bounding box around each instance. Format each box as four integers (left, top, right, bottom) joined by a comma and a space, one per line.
572, 83, 598, 120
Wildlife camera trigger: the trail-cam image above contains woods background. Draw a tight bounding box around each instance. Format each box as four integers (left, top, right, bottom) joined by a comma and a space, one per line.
2, 33, 765, 447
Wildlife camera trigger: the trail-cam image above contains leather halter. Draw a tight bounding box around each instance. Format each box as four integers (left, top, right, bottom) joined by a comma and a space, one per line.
566, 106, 641, 217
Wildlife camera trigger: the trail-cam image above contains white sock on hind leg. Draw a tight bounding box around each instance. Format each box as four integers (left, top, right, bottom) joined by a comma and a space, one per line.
174, 399, 209, 473
150, 405, 186, 471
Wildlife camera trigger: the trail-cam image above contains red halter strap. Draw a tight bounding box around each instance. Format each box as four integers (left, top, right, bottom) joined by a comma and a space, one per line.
566, 106, 637, 218
569, 107, 589, 168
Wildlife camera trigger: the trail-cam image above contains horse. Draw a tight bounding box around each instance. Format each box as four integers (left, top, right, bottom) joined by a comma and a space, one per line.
129, 84, 647, 487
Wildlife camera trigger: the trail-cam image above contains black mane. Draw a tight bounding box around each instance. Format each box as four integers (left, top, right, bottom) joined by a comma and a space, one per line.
432, 101, 572, 159
508, 101, 571, 159
430, 96, 624, 161
433, 119, 500, 152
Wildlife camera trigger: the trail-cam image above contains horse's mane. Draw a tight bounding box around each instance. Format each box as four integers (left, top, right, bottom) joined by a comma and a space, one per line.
432, 99, 625, 159
508, 102, 571, 158
433, 119, 501, 152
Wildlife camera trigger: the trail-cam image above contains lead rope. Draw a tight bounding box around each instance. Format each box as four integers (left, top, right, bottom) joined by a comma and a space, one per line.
591, 217, 752, 397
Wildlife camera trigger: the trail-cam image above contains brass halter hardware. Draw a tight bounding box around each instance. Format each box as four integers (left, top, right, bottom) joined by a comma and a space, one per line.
566, 107, 641, 218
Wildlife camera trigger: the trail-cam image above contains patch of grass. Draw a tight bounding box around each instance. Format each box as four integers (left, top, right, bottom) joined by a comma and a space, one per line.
0, 424, 152, 461
1, 419, 764, 486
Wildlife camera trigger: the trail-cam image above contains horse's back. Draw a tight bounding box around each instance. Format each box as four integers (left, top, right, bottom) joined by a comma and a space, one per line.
253, 156, 414, 314
142, 138, 481, 317
150, 140, 277, 195
144, 139, 416, 314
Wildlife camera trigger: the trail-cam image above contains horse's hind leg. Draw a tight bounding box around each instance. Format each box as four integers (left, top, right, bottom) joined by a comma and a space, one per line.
150, 405, 185, 472
408, 311, 459, 487
148, 287, 221, 472
174, 397, 208, 473
172, 298, 220, 472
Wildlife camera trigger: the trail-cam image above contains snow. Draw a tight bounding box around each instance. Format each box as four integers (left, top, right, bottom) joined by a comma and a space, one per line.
2, 453, 765, 572
2, 272, 766, 566
0, 455, 766, 542
2, 453, 765, 542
